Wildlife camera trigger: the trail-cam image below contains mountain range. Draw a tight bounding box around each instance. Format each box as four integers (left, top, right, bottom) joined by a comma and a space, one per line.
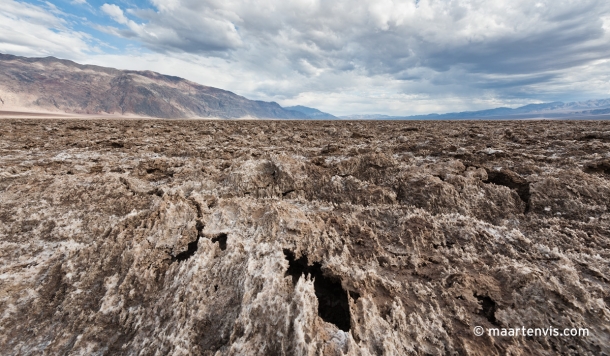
284, 105, 338, 119
340, 100, 610, 120
2, 53, 610, 120
0, 53, 315, 119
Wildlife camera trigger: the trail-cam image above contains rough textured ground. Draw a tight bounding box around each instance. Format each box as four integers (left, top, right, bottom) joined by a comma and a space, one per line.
1, 119, 609, 355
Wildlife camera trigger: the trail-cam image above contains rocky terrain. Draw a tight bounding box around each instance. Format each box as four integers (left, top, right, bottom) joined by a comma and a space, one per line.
1, 119, 610, 355
0, 54, 308, 119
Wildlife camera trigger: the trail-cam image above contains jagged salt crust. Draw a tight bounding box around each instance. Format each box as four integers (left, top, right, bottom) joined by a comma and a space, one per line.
0, 119, 609, 355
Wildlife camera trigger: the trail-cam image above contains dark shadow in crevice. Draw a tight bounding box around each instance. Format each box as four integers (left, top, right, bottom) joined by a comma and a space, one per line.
196, 220, 205, 236
173, 237, 200, 263
484, 169, 531, 213
475, 294, 498, 326
584, 159, 610, 176
150, 188, 164, 197
212, 234, 228, 251
283, 249, 352, 331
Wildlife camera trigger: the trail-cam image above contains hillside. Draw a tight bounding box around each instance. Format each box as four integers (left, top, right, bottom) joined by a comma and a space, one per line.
0, 53, 304, 119
285, 105, 337, 119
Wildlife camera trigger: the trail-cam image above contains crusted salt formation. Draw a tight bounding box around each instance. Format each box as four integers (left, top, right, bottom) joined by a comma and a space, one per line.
0, 119, 609, 355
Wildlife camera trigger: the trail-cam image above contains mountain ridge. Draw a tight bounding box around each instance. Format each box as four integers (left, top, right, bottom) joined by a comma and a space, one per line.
284, 105, 337, 119
340, 99, 610, 120
0, 53, 309, 119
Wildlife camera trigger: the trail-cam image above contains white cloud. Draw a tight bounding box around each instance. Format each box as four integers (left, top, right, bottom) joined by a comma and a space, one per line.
0, 0, 93, 58
100, 1, 610, 75
101, 4, 129, 25
3, 0, 610, 115
100, 2, 242, 53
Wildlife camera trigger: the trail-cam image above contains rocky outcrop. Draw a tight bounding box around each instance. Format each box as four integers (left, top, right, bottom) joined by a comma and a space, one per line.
0, 53, 304, 119
0, 119, 609, 355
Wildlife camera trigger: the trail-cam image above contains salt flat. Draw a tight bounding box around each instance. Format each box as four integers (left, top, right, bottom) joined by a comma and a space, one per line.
1, 119, 609, 355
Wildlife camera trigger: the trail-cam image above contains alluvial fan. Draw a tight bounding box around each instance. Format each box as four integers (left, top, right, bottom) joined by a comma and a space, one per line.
0, 119, 609, 355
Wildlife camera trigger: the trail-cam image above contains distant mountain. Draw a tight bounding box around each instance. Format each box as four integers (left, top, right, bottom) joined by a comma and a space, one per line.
0, 53, 303, 119
340, 99, 610, 120
337, 114, 393, 120
284, 105, 337, 119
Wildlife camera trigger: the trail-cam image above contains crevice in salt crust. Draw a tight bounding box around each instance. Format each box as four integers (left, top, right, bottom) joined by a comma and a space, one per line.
211, 233, 227, 251
475, 294, 498, 326
172, 236, 200, 262
172, 221, 208, 263
283, 249, 352, 332
484, 169, 531, 213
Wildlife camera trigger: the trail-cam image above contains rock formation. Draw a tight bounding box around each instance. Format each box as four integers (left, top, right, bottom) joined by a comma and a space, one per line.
0, 119, 609, 355
0, 54, 305, 119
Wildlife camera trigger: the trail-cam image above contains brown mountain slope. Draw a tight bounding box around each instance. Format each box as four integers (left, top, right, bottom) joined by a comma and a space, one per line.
0, 53, 303, 119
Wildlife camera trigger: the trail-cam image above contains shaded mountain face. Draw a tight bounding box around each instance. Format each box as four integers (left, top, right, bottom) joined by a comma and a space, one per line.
285, 105, 337, 119
0, 53, 302, 119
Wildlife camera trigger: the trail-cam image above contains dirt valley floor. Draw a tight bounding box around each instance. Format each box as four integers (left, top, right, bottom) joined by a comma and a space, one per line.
1, 119, 609, 355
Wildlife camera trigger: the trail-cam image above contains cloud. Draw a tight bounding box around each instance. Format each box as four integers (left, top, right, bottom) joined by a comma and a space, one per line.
101, 4, 129, 25
0, 0, 93, 58
99, 1, 610, 78
100, 2, 242, 53
4, 0, 610, 115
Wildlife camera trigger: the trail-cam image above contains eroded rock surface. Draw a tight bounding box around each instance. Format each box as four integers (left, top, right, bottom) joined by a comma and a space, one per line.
1, 119, 609, 355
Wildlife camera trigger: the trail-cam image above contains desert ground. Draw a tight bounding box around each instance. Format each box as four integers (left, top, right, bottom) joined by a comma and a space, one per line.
1, 119, 609, 355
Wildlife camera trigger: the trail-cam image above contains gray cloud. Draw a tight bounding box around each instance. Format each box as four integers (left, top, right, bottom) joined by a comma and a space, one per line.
3, 0, 610, 115
99, 3, 241, 53
102, 1, 610, 76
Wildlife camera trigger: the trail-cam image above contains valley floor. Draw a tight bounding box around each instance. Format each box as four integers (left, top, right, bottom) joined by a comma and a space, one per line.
1, 119, 609, 355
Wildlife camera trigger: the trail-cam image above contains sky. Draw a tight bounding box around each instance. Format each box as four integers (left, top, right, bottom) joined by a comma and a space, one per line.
2, 0, 610, 116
